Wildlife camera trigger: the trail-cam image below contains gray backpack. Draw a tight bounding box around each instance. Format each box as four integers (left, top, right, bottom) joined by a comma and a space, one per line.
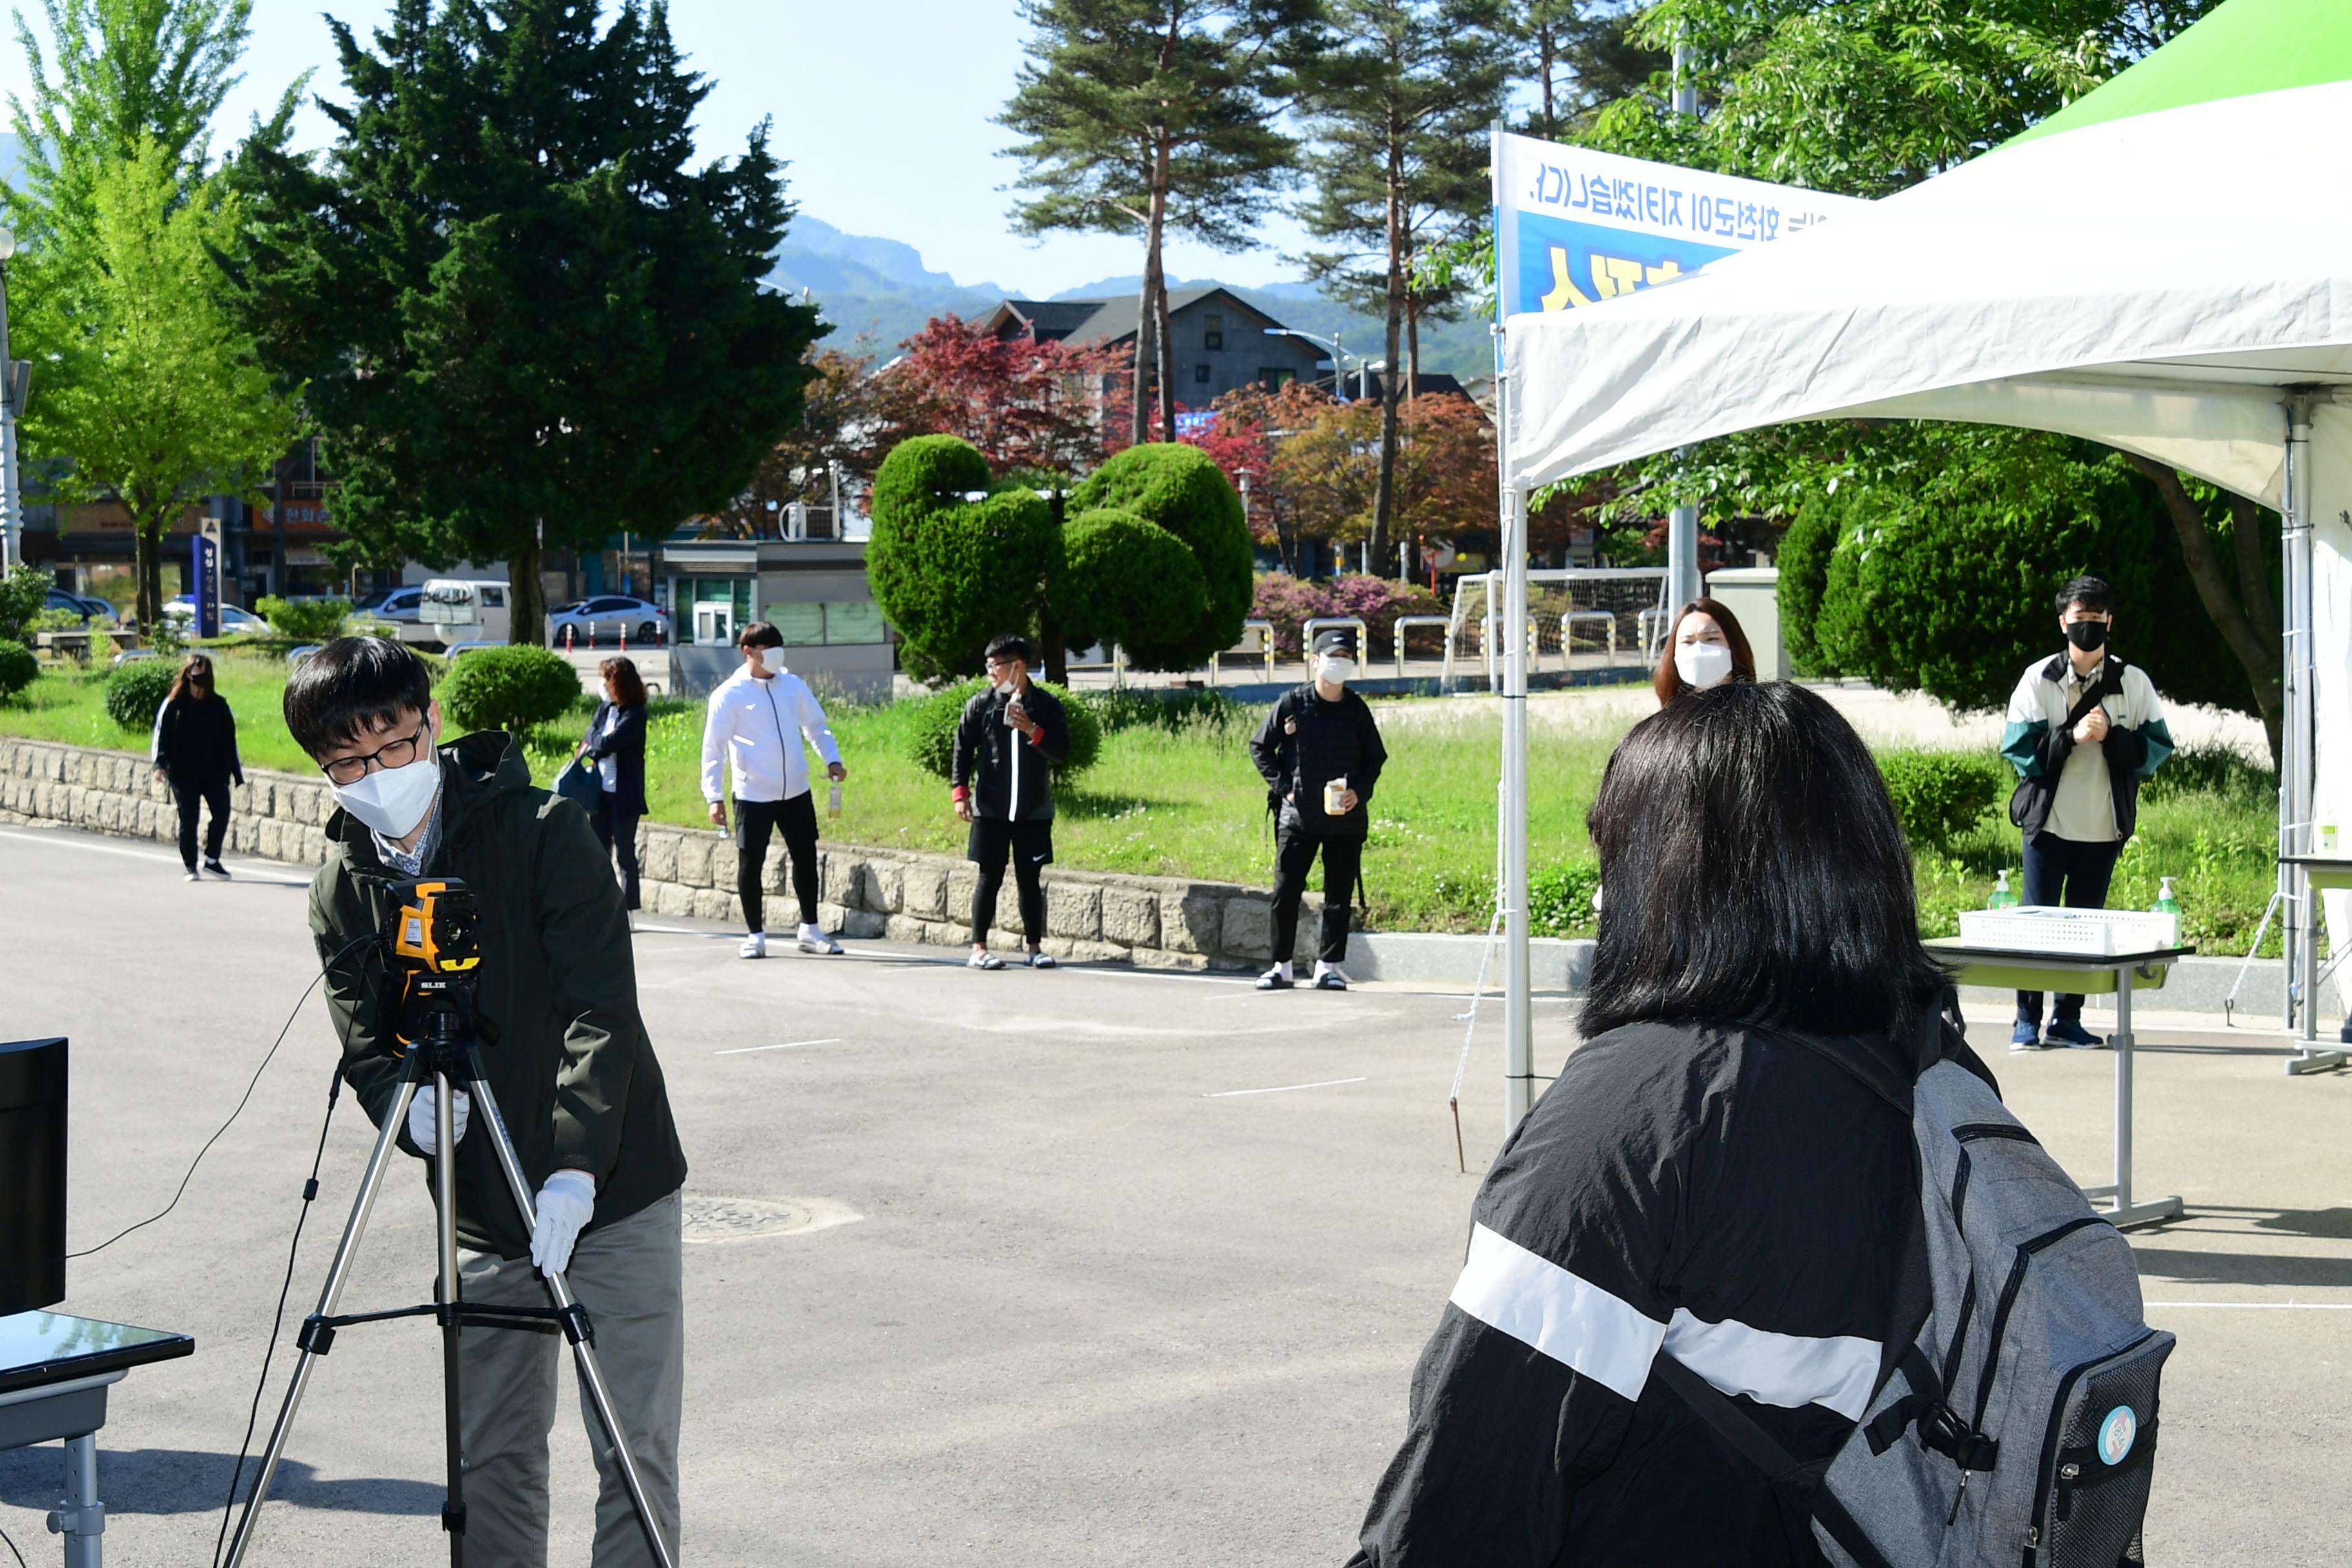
1660, 1046, 2173, 1567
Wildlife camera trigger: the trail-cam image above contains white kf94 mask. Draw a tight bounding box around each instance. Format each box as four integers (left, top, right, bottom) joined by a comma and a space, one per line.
333, 749, 442, 839
1674, 640, 1735, 692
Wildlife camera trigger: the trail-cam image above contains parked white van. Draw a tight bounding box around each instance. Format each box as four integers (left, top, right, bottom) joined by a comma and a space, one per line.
406, 579, 511, 649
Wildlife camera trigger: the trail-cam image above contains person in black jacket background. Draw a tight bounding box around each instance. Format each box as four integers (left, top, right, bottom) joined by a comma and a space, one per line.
950, 634, 1070, 970
1346, 681, 1990, 1567
578, 654, 650, 910
1249, 628, 1387, 991
150, 653, 243, 881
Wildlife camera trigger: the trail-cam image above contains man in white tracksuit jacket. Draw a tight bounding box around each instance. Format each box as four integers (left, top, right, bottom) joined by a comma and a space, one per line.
700, 621, 847, 959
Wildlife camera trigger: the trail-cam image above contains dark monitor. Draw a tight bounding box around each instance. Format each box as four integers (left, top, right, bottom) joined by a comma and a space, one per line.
0, 1037, 66, 1315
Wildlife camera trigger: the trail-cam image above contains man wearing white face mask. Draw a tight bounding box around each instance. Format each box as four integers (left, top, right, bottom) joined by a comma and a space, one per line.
1249, 627, 1388, 990
700, 621, 848, 959
286, 636, 688, 1566
1651, 597, 1757, 707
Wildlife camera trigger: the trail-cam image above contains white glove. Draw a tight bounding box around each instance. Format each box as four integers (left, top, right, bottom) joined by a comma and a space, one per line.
530, 1169, 597, 1275
406, 1086, 471, 1155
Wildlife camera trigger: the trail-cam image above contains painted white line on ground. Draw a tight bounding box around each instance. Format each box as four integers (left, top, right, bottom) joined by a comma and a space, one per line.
716, 1037, 843, 1057
0, 826, 310, 881
1202, 1076, 1368, 1099
2144, 1300, 2352, 1311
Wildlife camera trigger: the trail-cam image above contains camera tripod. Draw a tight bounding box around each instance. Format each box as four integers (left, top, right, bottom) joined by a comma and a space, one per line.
221, 1007, 678, 1568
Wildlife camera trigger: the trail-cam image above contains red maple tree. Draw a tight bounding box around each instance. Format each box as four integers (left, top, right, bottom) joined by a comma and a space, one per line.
871, 315, 1132, 475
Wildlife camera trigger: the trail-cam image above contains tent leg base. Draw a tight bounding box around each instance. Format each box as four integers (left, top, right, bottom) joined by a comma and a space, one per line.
2284, 1047, 2348, 1076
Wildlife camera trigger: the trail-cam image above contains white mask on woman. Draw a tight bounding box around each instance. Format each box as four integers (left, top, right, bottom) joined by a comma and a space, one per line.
333, 747, 442, 839
1674, 640, 1735, 692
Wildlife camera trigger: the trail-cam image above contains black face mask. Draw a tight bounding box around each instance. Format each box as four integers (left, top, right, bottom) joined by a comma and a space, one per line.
2065, 619, 2109, 652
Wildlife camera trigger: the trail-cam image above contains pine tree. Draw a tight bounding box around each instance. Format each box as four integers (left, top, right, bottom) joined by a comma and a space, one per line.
999, 0, 1317, 447
1297, 0, 1507, 576
229, 0, 823, 645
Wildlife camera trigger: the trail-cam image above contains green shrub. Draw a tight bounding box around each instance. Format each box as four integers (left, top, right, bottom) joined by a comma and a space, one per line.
867, 434, 1060, 683
0, 639, 36, 701
2142, 743, 2275, 805
0, 564, 49, 642
1083, 685, 1247, 737
256, 594, 352, 643
1776, 494, 1839, 677
1529, 861, 1600, 938
104, 658, 177, 729
1052, 507, 1205, 656
906, 677, 1101, 781
1067, 443, 1251, 671
1876, 749, 2006, 853
437, 645, 582, 734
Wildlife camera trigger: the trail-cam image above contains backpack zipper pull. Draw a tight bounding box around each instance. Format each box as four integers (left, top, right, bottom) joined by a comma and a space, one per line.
1945, 1467, 1969, 1527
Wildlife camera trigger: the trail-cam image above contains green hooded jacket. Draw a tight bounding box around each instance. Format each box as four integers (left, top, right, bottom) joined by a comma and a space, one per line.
309, 730, 687, 1259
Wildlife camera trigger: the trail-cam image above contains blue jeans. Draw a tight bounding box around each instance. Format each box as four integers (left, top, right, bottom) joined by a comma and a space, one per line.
2016, 833, 2123, 1025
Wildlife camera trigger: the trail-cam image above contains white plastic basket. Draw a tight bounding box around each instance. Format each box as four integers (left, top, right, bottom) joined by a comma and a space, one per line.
1954, 906, 2180, 956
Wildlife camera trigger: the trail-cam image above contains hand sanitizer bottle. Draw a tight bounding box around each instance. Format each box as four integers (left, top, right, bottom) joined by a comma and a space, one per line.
2151, 876, 2180, 916
1986, 870, 2021, 910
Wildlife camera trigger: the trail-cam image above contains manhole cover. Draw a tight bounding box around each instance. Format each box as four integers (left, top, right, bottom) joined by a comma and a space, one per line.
680, 1193, 861, 1244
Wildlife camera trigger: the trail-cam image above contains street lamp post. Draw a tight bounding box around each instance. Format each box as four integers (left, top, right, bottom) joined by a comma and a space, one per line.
1266, 327, 1368, 402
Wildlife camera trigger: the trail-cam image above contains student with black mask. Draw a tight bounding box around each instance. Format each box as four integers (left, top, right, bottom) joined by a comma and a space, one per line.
1249, 627, 1387, 991
1999, 575, 2176, 1050
150, 652, 244, 881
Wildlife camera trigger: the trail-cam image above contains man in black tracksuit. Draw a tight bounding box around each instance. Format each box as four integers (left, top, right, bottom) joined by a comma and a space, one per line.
1250, 627, 1387, 992
950, 633, 1071, 970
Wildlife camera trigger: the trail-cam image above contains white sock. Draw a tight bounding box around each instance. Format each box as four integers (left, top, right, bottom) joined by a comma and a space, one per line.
798, 922, 825, 940
1268, 960, 1293, 980
1314, 960, 1337, 979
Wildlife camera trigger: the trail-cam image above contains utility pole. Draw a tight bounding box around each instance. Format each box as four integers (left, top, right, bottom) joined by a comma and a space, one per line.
1666, 39, 1702, 617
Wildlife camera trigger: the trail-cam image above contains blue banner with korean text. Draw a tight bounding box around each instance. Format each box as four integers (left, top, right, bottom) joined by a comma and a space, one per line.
1494, 133, 1869, 320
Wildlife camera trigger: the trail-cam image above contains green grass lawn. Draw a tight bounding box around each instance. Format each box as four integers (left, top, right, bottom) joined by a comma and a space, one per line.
1, 647, 2294, 952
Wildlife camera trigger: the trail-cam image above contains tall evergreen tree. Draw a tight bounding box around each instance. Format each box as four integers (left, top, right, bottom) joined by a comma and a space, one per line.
230, 0, 822, 645
999, 0, 1318, 447
1297, 0, 1507, 576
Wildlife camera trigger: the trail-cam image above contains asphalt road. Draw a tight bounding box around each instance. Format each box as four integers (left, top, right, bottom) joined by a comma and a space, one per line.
2, 821, 2347, 1565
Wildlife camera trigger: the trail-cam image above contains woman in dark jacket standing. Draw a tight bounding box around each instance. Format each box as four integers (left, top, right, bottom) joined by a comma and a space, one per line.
1346, 682, 1991, 1566
578, 654, 649, 910
150, 654, 244, 881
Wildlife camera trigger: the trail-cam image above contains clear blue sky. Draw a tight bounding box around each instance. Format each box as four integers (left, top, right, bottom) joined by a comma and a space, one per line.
0, 0, 1314, 297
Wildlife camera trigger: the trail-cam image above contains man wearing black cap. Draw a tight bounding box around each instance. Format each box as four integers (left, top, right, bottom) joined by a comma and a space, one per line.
1250, 627, 1388, 990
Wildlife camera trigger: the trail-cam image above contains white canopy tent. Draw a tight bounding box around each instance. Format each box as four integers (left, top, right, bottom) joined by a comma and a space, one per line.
1493, 0, 2352, 1119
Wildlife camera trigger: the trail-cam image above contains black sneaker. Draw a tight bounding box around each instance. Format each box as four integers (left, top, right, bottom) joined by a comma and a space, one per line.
2044, 1019, 2107, 1050
202, 858, 231, 879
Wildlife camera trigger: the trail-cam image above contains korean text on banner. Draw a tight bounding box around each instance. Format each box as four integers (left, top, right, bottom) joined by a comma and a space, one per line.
1493, 132, 1869, 321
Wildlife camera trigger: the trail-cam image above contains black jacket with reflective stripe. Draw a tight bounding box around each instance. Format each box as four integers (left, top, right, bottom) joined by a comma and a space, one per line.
1346, 1014, 1995, 1567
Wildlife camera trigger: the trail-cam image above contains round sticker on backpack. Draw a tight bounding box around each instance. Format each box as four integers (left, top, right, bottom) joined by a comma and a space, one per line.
2097, 1405, 2137, 1465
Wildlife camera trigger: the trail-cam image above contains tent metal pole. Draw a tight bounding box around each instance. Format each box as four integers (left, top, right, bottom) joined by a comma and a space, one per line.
1502, 482, 1533, 1130
2284, 394, 2321, 1049
1666, 38, 1701, 617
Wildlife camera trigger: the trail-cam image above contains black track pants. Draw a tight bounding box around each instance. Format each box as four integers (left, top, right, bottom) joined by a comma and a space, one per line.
1271, 825, 1361, 966
735, 792, 820, 933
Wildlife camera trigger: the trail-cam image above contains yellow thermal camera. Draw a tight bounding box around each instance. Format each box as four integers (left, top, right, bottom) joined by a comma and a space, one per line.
383, 879, 482, 1053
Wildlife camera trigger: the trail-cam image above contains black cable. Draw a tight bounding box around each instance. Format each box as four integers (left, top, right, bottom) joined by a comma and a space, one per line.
64, 934, 377, 1264
212, 1062, 344, 1568
0, 1520, 24, 1568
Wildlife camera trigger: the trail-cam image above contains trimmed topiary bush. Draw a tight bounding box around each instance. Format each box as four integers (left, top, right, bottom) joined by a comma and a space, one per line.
0, 638, 37, 701
255, 595, 352, 643
906, 676, 1101, 781
1052, 507, 1205, 657
867, 435, 1061, 683
1876, 749, 2006, 854
436, 645, 582, 735
1068, 443, 1250, 671
105, 658, 177, 730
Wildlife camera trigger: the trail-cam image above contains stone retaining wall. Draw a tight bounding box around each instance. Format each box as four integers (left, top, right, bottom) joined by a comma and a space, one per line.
0, 736, 1322, 971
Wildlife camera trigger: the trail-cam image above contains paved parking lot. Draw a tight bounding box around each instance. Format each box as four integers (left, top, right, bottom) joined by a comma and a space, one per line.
3, 821, 2348, 1564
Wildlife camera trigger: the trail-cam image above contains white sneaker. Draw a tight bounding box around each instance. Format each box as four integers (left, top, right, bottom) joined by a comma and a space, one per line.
183, 869, 201, 883
739, 932, 767, 959
796, 923, 843, 956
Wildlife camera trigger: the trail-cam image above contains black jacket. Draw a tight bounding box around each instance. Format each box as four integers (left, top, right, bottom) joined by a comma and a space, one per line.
951, 682, 1069, 822
309, 731, 687, 1259
1250, 684, 1387, 840
580, 699, 649, 818
1347, 1008, 1996, 1567
152, 694, 243, 789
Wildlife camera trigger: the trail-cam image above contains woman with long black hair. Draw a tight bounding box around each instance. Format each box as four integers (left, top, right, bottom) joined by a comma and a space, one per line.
150, 653, 244, 881
579, 654, 649, 910
1346, 681, 1997, 1566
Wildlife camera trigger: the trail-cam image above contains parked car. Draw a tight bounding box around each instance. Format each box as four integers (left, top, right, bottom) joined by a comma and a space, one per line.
44, 589, 119, 626
351, 585, 426, 625
411, 579, 512, 647
546, 594, 670, 645
139, 596, 277, 636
